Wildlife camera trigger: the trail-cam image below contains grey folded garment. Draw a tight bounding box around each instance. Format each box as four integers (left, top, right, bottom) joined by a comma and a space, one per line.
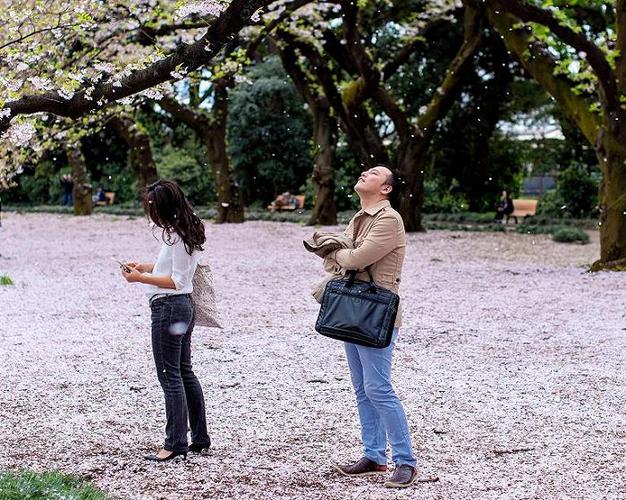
303, 231, 354, 303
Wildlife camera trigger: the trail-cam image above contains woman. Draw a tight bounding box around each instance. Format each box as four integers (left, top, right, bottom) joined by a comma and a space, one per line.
495, 190, 514, 223
121, 179, 211, 462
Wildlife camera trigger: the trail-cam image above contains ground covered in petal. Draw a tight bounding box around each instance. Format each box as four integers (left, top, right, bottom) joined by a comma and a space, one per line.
0, 213, 624, 499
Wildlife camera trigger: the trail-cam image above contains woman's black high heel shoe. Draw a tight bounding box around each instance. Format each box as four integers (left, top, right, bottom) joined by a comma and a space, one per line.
144, 449, 187, 462
188, 439, 211, 453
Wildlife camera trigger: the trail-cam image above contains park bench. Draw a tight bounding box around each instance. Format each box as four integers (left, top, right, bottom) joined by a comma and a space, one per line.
506, 199, 538, 224
95, 191, 116, 207
267, 194, 305, 212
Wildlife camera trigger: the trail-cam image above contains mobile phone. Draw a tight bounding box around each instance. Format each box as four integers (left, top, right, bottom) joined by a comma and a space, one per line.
112, 258, 132, 273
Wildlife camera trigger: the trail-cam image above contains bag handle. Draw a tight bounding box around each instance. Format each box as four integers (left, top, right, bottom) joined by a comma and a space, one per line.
345, 268, 377, 292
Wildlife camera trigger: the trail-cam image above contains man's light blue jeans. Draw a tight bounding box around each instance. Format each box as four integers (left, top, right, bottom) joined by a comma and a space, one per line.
344, 328, 416, 467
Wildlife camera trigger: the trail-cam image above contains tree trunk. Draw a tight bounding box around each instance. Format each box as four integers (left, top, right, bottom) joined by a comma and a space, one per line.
206, 83, 244, 223
395, 137, 426, 232
592, 129, 626, 269
109, 116, 159, 193
307, 98, 338, 225
67, 143, 92, 216
276, 44, 338, 225
130, 130, 159, 192
200, 129, 243, 223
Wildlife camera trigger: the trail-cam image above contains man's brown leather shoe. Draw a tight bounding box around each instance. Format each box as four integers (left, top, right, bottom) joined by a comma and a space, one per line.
383, 464, 418, 488
333, 457, 387, 477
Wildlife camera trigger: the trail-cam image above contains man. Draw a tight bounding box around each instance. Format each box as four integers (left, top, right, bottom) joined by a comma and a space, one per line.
60, 174, 74, 206
328, 165, 417, 489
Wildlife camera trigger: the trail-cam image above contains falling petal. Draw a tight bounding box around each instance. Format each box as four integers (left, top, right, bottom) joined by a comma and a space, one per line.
169, 322, 188, 336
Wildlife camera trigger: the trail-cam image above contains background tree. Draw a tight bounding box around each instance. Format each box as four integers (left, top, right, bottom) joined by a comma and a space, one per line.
227, 57, 312, 206
277, 40, 338, 225
276, 0, 483, 231
482, 0, 626, 269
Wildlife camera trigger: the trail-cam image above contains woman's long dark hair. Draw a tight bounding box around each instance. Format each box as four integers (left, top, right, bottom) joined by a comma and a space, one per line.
143, 179, 206, 255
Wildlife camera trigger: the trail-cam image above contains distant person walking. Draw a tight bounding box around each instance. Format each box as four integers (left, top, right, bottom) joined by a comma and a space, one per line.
120, 179, 211, 462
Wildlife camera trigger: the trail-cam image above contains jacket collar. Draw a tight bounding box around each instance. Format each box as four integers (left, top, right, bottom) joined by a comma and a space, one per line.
357, 199, 391, 217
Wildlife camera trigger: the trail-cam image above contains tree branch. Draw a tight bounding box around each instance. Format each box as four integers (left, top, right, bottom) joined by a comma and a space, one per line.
0, 23, 81, 51
485, 6, 600, 144
382, 37, 425, 81
275, 42, 317, 108
0, 0, 273, 135
321, 28, 358, 75
159, 96, 211, 134
416, 2, 482, 142
340, 0, 380, 101
490, 0, 618, 112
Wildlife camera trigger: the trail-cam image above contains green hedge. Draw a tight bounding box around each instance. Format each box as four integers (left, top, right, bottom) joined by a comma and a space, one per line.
552, 227, 590, 244
1, 206, 597, 242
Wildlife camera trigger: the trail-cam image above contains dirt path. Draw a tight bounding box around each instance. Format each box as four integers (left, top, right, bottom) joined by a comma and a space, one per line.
0, 213, 624, 499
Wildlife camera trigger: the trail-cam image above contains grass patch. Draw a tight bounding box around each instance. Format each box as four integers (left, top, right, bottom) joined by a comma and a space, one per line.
552, 227, 590, 244
0, 275, 14, 286
0, 470, 106, 499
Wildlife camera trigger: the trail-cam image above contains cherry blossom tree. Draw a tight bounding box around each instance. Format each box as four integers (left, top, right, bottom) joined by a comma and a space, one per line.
0, 0, 276, 184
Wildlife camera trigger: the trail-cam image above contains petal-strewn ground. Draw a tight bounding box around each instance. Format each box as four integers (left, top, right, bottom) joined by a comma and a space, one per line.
0, 213, 624, 499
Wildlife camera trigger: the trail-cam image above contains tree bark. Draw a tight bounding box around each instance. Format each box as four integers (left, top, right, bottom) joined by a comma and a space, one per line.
66, 143, 92, 216
308, 98, 338, 225
202, 82, 244, 223
395, 137, 427, 232
109, 116, 159, 193
594, 128, 626, 267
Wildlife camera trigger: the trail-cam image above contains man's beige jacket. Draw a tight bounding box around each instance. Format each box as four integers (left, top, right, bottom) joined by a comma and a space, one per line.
309, 199, 406, 327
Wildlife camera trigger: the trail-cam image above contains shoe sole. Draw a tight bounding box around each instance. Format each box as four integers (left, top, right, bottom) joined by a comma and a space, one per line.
332, 464, 387, 477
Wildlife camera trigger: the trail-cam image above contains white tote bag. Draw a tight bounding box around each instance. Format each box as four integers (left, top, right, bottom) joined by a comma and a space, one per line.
191, 263, 222, 328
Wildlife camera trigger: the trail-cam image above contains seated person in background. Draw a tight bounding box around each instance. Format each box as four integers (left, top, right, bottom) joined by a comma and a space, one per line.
270, 191, 298, 211
92, 186, 108, 205
494, 190, 514, 222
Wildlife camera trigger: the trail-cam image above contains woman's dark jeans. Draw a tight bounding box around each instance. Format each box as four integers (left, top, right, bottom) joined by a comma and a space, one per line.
150, 294, 210, 453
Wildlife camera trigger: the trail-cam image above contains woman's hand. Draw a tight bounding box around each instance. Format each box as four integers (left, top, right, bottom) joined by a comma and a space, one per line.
126, 262, 154, 273
125, 261, 143, 272
122, 267, 144, 283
